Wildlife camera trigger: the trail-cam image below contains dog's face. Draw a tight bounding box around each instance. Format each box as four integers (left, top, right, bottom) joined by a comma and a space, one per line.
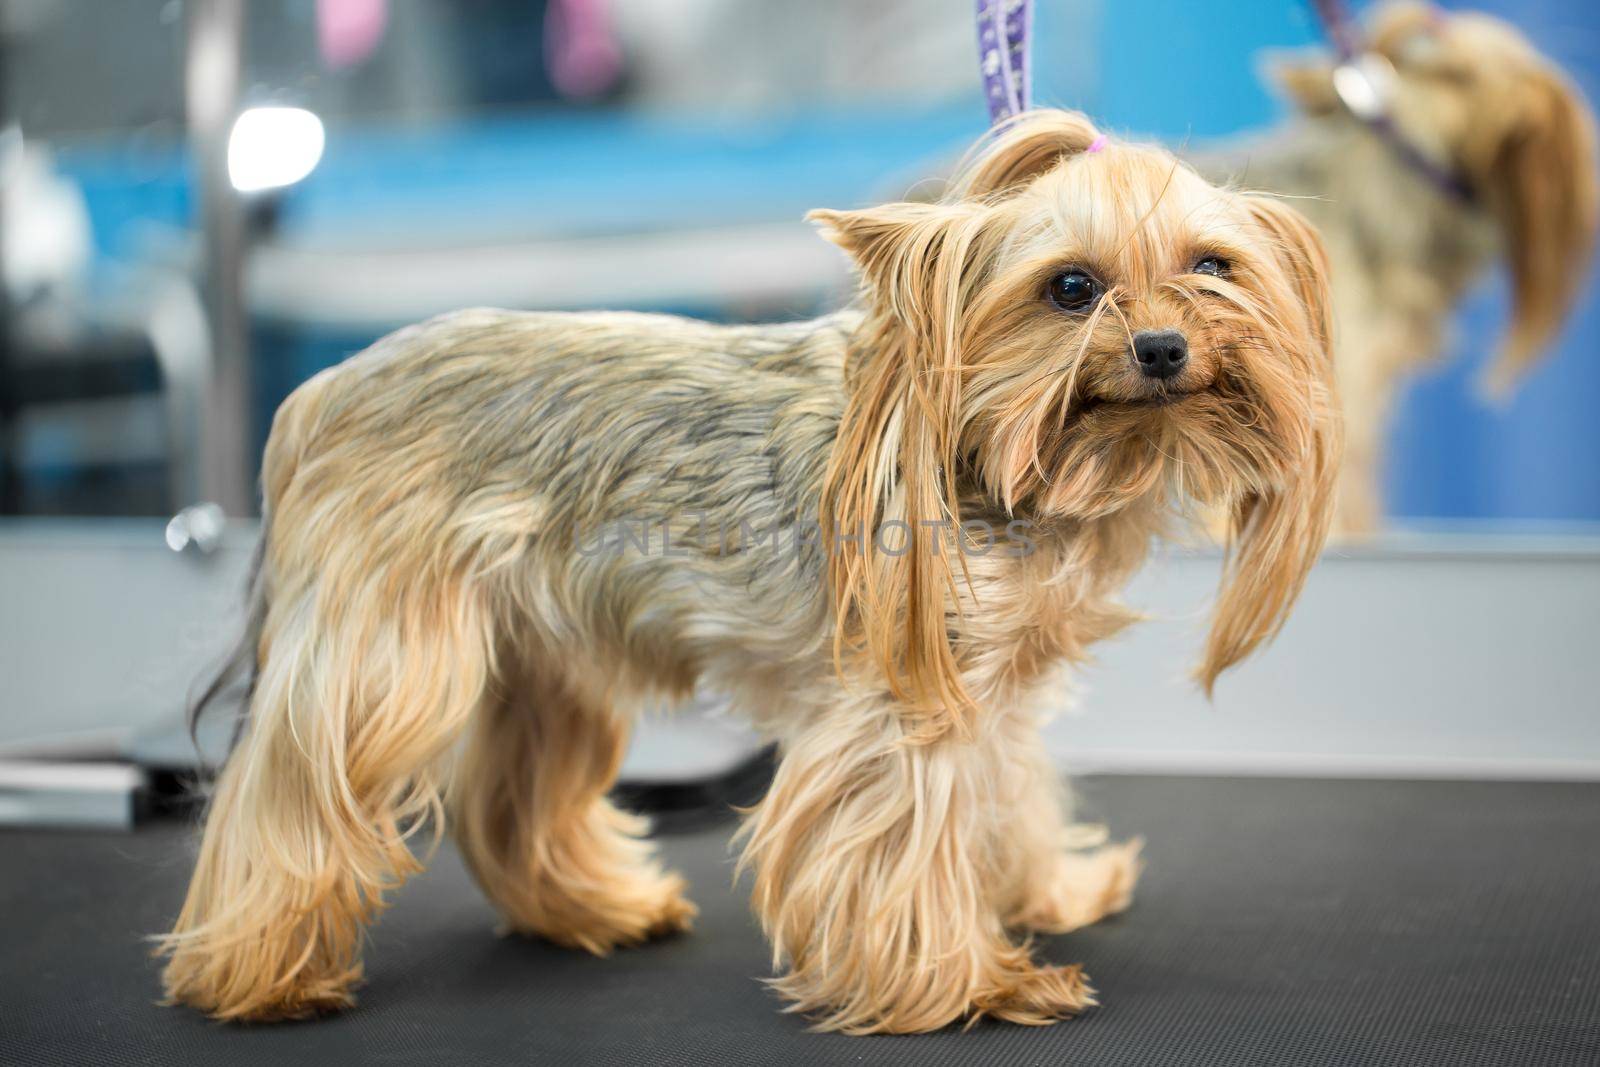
813, 111, 1340, 721
1276, 1, 1600, 389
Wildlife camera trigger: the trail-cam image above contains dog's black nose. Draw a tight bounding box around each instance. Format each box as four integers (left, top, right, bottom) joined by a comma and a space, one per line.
1132, 330, 1188, 380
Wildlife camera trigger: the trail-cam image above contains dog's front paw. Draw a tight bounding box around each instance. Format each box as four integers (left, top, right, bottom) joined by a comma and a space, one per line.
513, 869, 697, 955
775, 938, 1098, 1033
218, 986, 357, 1024
1009, 838, 1143, 934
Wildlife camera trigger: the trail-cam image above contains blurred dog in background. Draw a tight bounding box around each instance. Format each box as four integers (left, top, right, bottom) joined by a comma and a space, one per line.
1201, 1, 1598, 534
157, 110, 1339, 1033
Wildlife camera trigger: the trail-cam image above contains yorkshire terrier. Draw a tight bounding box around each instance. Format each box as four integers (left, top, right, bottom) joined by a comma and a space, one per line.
158, 109, 1340, 1034
1202, 1, 1598, 535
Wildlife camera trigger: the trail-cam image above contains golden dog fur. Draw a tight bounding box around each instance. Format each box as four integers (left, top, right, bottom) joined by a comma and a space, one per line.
158, 109, 1339, 1033
1203, 1, 1598, 534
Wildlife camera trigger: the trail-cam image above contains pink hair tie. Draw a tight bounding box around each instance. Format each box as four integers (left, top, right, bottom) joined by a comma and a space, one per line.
1086, 134, 1108, 154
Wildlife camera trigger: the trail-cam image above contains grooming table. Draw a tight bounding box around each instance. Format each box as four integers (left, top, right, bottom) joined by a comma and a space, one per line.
3, 775, 1597, 1066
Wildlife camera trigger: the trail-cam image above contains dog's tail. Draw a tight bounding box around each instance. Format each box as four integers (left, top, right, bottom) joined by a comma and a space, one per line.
186, 531, 269, 765
185, 366, 332, 767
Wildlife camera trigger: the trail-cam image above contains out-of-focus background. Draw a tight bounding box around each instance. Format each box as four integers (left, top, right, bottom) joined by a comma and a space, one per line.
5, 0, 1596, 524
2, 0, 1598, 824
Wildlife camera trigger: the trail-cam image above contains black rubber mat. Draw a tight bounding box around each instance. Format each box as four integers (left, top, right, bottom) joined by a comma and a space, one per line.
4, 776, 1598, 1066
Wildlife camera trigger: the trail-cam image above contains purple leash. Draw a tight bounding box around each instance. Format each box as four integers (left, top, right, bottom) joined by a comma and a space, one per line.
977, 0, 1033, 124
1306, 0, 1474, 203
1309, 0, 1363, 61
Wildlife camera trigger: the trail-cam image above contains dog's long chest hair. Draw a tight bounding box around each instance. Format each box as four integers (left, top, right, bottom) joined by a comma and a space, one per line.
159, 110, 1340, 1034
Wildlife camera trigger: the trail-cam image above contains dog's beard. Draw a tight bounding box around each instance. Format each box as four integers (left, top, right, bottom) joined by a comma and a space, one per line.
974, 358, 1290, 524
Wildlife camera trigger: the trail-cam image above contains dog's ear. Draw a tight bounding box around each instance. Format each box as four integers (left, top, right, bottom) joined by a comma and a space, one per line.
1200, 196, 1341, 694
811, 202, 995, 739
1476, 65, 1600, 396
809, 202, 985, 309
1266, 51, 1342, 115
1241, 195, 1335, 353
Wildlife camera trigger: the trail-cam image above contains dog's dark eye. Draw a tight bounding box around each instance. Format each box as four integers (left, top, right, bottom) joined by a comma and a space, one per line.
1193, 255, 1229, 277
1047, 270, 1103, 313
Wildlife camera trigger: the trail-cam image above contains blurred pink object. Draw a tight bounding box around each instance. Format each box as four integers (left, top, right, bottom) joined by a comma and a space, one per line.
317, 0, 388, 71
546, 0, 623, 100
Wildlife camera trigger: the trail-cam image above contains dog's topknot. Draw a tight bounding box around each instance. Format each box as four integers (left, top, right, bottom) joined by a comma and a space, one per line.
948, 109, 1107, 201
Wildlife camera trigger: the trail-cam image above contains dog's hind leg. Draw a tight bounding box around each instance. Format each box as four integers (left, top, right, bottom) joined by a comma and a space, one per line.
157, 566, 495, 1021
451, 656, 695, 954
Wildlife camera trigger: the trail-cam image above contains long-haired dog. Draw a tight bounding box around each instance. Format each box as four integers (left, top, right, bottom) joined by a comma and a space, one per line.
157, 109, 1340, 1034
1202, 0, 1597, 534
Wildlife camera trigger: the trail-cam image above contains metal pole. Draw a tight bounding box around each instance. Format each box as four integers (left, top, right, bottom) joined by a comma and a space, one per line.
0, 40, 18, 513
185, 0, 254, 517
